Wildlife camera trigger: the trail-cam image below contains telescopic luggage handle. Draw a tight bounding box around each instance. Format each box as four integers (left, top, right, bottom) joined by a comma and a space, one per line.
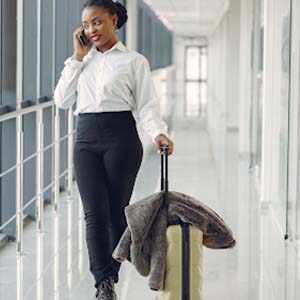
160, 143, 169, 210
160, 144, 168, 192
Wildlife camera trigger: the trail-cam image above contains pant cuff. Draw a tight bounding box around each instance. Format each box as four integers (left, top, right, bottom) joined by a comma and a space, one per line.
93, 259, 121, 288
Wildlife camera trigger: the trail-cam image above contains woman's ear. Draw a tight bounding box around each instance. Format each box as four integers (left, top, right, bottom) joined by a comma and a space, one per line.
113, 14, 118, 28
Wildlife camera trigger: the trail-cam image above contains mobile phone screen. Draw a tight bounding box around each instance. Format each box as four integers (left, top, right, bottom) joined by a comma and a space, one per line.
79, 27, 88, 46
79, 33, 87, 46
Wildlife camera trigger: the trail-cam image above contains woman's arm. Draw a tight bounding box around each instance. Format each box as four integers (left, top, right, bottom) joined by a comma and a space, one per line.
54, 26, 91, 110
133, 56, 169, 144
53, 56, 84, 109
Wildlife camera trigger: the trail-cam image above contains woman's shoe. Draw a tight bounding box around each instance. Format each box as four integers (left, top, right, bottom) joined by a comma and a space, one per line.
94, 275, 117, 300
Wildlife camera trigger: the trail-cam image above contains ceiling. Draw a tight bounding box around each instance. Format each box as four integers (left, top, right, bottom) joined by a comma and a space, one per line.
146, 0, 229, 37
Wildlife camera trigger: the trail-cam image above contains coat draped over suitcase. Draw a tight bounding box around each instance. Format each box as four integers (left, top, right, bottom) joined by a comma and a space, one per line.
112, 190, 236, 291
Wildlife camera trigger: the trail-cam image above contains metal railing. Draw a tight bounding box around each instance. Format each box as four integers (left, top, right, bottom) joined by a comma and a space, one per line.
0, 1, 83, 297
0, 99, 80, 300
0, 101, 73, 230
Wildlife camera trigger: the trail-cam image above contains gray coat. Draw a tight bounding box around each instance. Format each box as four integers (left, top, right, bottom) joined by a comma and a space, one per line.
112, 190, 236, 291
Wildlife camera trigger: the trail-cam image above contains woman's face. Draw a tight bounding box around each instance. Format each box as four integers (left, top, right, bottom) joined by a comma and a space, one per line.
82, 6, 118, 49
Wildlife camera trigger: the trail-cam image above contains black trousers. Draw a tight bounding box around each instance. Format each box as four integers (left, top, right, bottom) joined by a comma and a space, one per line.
73, 111, 143, 288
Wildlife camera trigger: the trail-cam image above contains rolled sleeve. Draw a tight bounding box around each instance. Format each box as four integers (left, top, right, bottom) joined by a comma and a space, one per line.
133, 57, 169, 143
53, 56, 84, 110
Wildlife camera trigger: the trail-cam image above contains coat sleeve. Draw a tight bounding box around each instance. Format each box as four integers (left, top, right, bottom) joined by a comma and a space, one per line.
133, 56, 169, 144
148, 207, 168, 291
53, 57, 84, 110
112, 226, 132, 262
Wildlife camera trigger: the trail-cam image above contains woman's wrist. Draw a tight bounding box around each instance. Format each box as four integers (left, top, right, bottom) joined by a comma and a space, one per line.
154, 133, 167, 142
72, 54, 84, 62
154, 134, 174, 155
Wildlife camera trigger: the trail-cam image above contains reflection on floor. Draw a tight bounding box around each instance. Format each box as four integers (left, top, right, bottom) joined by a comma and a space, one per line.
1, 114, 299, 299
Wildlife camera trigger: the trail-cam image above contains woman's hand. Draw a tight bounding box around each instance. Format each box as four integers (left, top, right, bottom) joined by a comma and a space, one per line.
155, 134, 174, 155
72, 26, 92, 61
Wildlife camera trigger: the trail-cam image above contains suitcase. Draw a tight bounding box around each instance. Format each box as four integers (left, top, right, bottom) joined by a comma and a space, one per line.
157, 144, 203, 300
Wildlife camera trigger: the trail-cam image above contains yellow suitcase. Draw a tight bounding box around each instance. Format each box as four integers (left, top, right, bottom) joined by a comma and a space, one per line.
156, 224, 203, 300
157, 145, 203, 300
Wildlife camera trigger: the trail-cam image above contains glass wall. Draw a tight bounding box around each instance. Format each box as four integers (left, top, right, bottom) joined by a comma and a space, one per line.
0, 0, 127, 237
292, 0, 300, 245
208, 0, 300, 297
0, 0, 17, 236
137, 0, 173, 70
276, 0, 291, 235
250, 0, 264, 180
117, 0, 126, 43
250, 0, 291, 234
266, 0, 291, 235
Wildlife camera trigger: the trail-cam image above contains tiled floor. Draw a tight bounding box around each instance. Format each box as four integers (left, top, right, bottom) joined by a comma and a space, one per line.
1, 112, 300, 299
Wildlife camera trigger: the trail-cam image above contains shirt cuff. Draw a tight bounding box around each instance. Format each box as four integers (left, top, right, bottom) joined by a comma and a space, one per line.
64, 57, 84, 69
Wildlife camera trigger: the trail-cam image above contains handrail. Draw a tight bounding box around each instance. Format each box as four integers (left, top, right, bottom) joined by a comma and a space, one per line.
0, 99, 76, 238
0, 99, 54, 123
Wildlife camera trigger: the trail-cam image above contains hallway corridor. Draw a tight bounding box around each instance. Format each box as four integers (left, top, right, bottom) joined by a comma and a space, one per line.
1, 0, 300, 299
1, 112, 281, 300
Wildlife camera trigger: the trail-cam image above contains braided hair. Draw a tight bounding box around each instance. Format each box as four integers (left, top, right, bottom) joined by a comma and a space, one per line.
82, 0, 128, 29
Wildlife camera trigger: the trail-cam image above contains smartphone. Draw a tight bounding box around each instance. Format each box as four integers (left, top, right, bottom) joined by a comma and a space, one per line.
79, 27, 88, 46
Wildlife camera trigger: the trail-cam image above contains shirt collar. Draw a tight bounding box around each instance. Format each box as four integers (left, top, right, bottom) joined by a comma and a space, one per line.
89, 40, 127, 55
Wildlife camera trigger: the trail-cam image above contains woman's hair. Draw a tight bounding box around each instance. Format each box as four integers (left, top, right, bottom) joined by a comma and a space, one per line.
82, 0, 128, 29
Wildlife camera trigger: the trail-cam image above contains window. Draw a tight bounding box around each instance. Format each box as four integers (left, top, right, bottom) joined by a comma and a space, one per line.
184, 46, 208, 117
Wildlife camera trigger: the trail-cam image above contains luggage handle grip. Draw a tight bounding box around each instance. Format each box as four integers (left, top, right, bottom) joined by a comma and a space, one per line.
160, 144, 168, 193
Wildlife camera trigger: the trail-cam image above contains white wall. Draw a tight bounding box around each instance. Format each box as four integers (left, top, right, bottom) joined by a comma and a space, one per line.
207, 0, 241, 145
238, 0, 253, 155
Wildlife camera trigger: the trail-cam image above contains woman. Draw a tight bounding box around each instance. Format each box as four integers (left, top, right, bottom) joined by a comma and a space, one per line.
54, 0, 174, 299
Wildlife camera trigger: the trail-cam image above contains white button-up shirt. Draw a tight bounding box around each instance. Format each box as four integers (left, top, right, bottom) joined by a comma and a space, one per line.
54, 40, 168, 143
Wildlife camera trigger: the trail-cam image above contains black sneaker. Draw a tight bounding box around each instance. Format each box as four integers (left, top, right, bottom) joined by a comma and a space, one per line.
94, 275, 117, 300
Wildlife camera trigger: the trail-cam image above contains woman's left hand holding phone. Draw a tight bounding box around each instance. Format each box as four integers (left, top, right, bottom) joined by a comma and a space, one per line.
72, 26, 91, 62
